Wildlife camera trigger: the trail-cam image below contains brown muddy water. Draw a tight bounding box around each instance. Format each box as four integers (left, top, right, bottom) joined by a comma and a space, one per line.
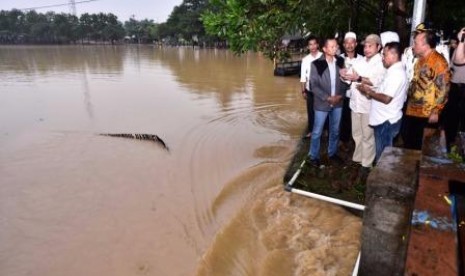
0, 45, 361, 276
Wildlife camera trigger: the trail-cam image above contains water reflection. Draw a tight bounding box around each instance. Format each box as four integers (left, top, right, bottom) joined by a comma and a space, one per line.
152, 47, 304, 136
81, 66, 94, 119
0, 45, 125, 76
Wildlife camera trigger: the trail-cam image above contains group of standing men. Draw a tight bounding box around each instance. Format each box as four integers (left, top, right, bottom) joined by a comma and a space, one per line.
300, 24, 465, 173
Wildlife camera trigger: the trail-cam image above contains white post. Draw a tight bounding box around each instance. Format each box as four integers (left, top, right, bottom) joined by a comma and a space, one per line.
352, 251, 361, 276
410, 0, 426, 45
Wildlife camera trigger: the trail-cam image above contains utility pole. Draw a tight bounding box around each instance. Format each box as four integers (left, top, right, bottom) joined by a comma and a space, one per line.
69, 0, 77, 16
410, 0, 426, 45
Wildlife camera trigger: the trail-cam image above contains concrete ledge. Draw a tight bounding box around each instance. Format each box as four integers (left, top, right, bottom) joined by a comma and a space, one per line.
359, 147, 421, 276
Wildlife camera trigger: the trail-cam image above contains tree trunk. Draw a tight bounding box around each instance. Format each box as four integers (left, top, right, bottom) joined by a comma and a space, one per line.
393, 0, 409, 48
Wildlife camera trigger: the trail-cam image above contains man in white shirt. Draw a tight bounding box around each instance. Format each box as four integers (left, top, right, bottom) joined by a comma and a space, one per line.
341, 34, 385, 171
340, 32, 363, 146
357, 42, 408, 162
300, 35, 323, 138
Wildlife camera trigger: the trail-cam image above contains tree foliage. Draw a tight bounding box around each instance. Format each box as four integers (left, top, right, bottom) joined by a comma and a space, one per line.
427, 0, 465, 36
0, 9, 125, 44
124, 18, 159, 43
201, 0, 351, 59
2, 0, 463, 48
160, 0, 215, 45
201, 0, 465, 59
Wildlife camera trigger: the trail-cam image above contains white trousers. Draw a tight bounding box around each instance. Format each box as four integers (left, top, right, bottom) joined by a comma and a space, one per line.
351, 111, 375, 167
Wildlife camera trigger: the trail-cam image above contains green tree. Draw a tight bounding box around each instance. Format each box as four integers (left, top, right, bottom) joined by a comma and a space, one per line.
201, 0, 441, 58
162, 0, 211, 44
0, 9, 27, 42
427, 0, 465, 37
124, 18, 142, 43
102, 13, 125, 42
79, 13, 95, 42
124, 18, 160, 44
202, 0, 361, 59
52, 13, 79, 43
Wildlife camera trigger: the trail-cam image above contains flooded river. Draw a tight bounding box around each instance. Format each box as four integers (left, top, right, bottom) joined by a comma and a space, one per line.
0, 45, 361, 276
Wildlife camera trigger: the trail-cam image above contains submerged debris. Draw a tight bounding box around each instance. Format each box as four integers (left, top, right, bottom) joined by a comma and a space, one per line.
100, 133, 169, 151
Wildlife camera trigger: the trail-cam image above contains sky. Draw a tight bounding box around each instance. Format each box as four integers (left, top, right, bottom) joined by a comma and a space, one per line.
0, 0, 183, 23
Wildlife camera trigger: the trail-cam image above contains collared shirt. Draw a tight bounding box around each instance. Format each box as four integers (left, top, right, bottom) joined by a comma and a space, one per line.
370, 62, 408, 126
402, 47, 416, 82
350, 53, 385, 114
328, 59, 336, 96
300, 51, 323, 90
340, 53, 364, 97
406, 50, 451, 118
340, 53, 363, 68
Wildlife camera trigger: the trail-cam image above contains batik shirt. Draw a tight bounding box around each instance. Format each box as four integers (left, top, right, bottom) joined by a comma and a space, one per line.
405, 50, 451, 118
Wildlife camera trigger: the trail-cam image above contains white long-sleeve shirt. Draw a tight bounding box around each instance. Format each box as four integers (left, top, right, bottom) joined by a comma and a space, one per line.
350, 53, 385, 114
300, 51, 323, 90
340, 53, 364, 97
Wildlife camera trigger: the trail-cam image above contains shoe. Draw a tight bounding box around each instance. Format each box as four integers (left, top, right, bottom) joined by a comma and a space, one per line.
356, 166, 371, 184
305, 133, 312, 138
329, 154, 345, 165
309, 159, 320, 167
359, 166, 371, 176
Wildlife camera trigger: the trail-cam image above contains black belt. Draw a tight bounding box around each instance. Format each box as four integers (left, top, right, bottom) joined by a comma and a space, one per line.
452, 82, 465, 88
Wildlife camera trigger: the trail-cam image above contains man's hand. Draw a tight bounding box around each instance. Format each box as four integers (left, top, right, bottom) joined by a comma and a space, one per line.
340, 68, 359, 81
327, 95, 342, 106
361, 78, 373, 86
428, 110, 439, 123
356, 84, 370, 96
302, 90, 307, 100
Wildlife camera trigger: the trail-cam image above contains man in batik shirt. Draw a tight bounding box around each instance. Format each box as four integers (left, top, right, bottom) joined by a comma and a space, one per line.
402, 26, 451, 150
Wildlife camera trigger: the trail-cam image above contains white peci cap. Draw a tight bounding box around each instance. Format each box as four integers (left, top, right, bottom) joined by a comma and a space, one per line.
344, 32, 357, 41
380, 31, 400, 47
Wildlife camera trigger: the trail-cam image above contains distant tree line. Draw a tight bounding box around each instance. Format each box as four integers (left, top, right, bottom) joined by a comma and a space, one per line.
0, 9, 124, 44
0, 0, 220, 46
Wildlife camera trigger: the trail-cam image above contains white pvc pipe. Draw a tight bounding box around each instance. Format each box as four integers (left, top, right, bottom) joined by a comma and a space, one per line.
286, 159, 306, 187
289, 188, 366, 211
352, 251, 361, 276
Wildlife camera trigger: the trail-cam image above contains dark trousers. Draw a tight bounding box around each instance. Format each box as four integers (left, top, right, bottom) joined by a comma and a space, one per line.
440, 82, 465, 151
306, 90, 314, 134
340, 96, 352, 143
401, 115, 438, 150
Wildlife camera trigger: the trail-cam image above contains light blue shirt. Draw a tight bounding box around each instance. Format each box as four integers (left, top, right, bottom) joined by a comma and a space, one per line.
327, 59, 336, 96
